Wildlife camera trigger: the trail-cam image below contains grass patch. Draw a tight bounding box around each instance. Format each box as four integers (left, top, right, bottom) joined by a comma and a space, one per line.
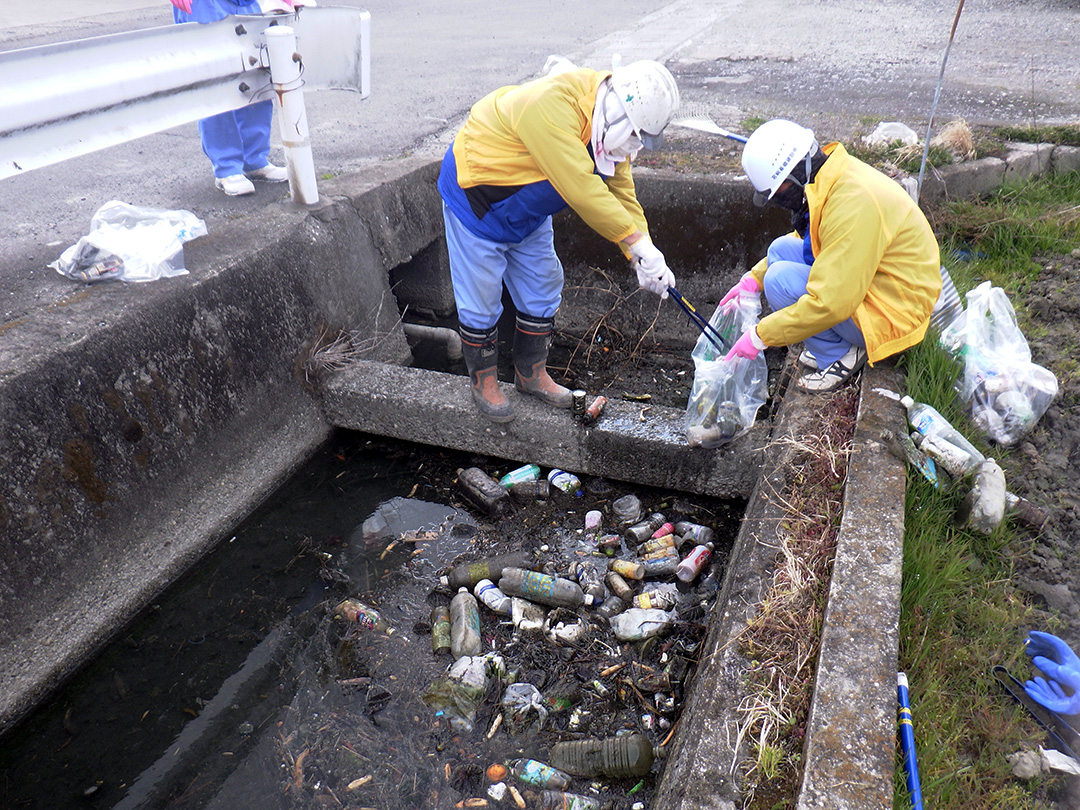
894, 172, 1080, 810
993, 124, 1080, 147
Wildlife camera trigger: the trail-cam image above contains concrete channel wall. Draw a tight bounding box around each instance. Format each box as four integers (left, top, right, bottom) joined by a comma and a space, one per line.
1, 143, 1074, 805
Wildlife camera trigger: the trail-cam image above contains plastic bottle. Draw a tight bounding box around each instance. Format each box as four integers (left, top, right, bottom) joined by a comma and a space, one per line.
650, 521, 675, 540
547, 469, 582, 494
604, 570, 634, 600
584, 510, 603, 544
430, 605, 451, 655
900, 396, 985, 468
596, 594, 626, 619
457, 467, 511, 516
499, 567, 594, 607
474, 578, 512, 615
608, 558, 645, 581
449, 587, 482, 659
569, 560, 606, 602
548, 733, 655, 778
623, 513, 667, 546
441, 550, 533, 590
632, 582, 680, 610
674, 521, 715, 546
499, 463, 541, 489
911, 432, 977, 478
675, 542, 714, 583
638, 533, 677, 556
536, 790, 601, 810
508, 758, 571, 789
510, 479, 551, 501
639, 553, 679, 579
333, 598, 391, 633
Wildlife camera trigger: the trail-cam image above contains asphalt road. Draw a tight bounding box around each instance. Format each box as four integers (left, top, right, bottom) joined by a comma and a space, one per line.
2, 0, 1079, 328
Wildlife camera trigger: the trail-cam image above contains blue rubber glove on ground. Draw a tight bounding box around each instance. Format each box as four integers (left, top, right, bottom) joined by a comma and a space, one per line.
1024, 630, 1080, 715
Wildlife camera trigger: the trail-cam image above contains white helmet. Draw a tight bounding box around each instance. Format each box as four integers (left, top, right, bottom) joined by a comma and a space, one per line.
609, 61, 680, 148
741, 119, 816, 200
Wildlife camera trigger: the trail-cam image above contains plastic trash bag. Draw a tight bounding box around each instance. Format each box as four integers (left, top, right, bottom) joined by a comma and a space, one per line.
683, 290, 768, 448
422, 653, 503, 732
939, 281, 1058, 445
49, 200, 207, 284
501, 682, 549, 733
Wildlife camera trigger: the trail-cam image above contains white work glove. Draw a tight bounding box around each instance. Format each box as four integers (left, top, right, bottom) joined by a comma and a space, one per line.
629, 236, 675, 299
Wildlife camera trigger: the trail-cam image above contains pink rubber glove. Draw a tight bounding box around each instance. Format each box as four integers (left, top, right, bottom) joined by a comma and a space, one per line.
725, 327, 765, 361
719, 273, 761, 307
169, 0, 193, 13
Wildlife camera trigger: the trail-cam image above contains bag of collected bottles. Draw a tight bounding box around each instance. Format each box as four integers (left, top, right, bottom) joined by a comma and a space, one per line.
49, 200, 207, 284
938, 280, 1058, 446
683, 289, 768, 449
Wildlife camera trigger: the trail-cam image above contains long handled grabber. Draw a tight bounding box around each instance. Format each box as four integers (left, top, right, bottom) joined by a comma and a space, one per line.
668, 286, 728, 355
898, 672, 925, 810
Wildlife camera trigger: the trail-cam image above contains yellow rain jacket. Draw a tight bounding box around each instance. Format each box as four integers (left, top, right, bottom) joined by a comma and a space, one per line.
749, 143, 942, 365
445, 68, 648, 246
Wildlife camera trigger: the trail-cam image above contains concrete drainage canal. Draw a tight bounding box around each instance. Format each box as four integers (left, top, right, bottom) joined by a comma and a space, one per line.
0, 162, 906, 810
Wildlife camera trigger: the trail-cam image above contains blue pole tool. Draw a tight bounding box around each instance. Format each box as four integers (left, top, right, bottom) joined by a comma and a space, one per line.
668, 287, 727, 355
898, 672, 924, 810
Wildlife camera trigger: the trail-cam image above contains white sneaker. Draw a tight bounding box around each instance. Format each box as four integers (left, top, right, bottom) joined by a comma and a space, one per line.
214, 174, 256, 196
797, 349, 819, 369
796, 345, 867, 393
245, 163, 288, 183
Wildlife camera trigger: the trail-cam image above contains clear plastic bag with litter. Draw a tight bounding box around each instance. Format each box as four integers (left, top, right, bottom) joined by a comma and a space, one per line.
49, 200, 207, 284
683, 290, 768, 449
939, 280, 1058, 445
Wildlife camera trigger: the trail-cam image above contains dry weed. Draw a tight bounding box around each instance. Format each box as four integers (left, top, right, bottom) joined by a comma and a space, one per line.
734, 386, 859, 808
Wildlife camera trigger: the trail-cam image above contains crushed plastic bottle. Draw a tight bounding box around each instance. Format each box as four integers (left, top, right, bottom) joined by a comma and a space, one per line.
535, 790, 601, 810
333, 598, 392, 633
674, 521, 715, 545
900, 396, 984, 469
500, 567, 594, 607
457, 467, 511, 516
475, 578, 512, 615
612, 493, 644, 527
569, 560, 606, 602
450, 587, 482, 659
441, 550, 533, 590
508, 758, 571, 789
430, 605, 451, 656
547, 469, 582, 494
548, 732, 655, 778
499, 463, 541, 489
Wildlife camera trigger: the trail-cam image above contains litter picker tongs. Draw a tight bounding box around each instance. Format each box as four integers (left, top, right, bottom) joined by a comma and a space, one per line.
668, 286, 728, 356
992, 665, 1080, 763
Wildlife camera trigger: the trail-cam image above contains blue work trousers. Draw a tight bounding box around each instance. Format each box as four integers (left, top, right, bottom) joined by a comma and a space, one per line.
763, 234, 866, 368
174, 0, 273, 177
443, 202, 564, 331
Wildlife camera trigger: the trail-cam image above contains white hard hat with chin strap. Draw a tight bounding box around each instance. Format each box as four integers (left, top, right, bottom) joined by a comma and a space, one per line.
741, 119, 817, 207
592, 61, 679, 176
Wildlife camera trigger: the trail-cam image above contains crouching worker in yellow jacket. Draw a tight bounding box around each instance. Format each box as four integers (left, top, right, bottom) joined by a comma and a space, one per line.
438, 60, 680, 422
722, 119, 943, 393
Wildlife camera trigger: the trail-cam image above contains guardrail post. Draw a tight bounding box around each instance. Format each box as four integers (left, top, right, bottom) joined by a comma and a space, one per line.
264, 25, 318, 205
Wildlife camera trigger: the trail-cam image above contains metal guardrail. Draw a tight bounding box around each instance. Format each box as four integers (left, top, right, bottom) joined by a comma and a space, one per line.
0, 6, 370, 203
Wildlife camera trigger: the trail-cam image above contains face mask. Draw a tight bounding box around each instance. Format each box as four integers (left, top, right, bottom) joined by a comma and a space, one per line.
770, 181, 806, 213
606, 132, 643, 160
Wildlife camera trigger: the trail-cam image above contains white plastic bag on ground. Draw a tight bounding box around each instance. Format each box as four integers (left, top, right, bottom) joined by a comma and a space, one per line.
50, 200, 207, 284
683, 290, 768, 448
939, 281, 1058, 445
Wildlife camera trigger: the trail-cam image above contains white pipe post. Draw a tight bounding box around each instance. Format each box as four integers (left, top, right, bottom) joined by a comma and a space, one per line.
263, 25, 319, 205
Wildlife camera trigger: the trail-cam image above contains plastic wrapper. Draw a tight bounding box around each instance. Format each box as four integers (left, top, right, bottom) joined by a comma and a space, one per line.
421, 653, 503, 732
683, 290, 768, 448
501, 682, 549, 733
939, 281, 1058, 445
49, 200, 207, 284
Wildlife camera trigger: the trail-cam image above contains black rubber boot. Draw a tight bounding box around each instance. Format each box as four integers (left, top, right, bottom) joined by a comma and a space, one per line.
513, 314, 572, 409
460, 325, 514, 423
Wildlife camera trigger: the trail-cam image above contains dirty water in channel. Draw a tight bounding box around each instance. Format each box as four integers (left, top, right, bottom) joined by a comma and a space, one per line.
0, 431, 744, 810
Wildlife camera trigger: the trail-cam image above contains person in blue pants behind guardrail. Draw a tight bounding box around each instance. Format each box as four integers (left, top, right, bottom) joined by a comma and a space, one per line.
168, 0, 291, 196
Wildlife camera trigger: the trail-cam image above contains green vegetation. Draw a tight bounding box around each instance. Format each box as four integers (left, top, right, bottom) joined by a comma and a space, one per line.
894, 171, 1080, 810
993, 124, 1080, 147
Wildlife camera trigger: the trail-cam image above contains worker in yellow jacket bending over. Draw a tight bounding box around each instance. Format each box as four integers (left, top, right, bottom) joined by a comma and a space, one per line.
438, 60, 680, 422
722, 119, 943, 393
